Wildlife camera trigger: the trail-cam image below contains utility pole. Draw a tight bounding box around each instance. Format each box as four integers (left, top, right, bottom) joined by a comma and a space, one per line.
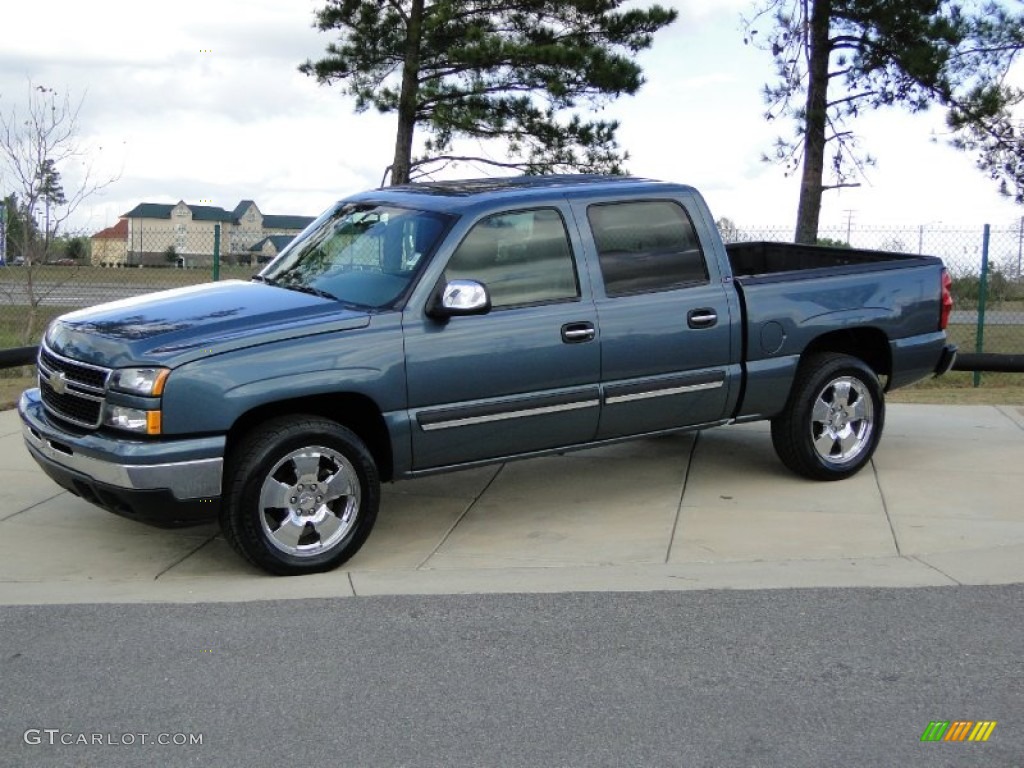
843, 209, 855, 245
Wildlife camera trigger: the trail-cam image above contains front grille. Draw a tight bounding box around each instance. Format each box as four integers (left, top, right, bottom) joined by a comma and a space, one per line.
39, 347, 108, 389
37, 344, 111, 429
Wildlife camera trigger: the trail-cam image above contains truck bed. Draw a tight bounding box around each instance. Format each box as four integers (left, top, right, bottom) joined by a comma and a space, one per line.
725, 241, 938, 280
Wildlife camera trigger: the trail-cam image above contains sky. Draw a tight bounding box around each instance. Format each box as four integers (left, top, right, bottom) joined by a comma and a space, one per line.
1, 0, 1023, 237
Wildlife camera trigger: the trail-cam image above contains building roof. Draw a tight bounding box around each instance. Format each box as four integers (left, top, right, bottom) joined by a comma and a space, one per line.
91, 219, 128, 240
121, 202, 234, 222
189, 205, 235, 222
122, 203, 177, 219
250, 235, 296, 253
232, 200, 258, 218
263, 214, 314, 230
122, 201, 312, 228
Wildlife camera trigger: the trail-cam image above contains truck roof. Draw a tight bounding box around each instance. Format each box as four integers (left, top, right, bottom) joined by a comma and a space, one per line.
344, 174, 695, 214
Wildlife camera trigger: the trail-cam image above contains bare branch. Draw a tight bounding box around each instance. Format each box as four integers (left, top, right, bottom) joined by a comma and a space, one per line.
0, 80, 120, 343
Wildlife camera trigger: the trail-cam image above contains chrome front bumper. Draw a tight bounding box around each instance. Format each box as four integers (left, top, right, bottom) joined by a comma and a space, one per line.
19, 389, 224, 501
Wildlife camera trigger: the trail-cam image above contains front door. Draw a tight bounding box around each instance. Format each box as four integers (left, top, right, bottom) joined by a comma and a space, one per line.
404, 206, 600, 470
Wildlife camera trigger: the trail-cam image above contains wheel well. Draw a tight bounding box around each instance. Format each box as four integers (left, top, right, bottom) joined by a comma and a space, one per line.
801, 328, 891, 382
226, 393, 394, 481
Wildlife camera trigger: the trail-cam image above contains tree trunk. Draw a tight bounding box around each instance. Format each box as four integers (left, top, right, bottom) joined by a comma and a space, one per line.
390, 0, 425, 186
794, 0, 832, 244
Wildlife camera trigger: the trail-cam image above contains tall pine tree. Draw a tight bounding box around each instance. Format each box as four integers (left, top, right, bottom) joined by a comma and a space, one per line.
300, 0, 677, 185
746, 0, 1024, 243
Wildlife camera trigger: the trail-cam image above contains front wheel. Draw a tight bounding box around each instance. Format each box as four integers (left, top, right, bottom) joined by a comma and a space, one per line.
220, 416, 380, 575
771, 353, 885, 481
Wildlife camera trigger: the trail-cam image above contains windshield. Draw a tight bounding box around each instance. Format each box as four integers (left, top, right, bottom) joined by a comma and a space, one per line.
257, 203, 453, 309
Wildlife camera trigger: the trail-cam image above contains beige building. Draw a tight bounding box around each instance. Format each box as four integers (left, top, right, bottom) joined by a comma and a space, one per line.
90, 219, 128, 267
247, 234, 299, 265
121, 200, 314, 266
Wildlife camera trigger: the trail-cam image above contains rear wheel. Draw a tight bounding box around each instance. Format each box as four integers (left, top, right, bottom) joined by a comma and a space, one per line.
221, 416, 379, 575
771, 353, 884, 481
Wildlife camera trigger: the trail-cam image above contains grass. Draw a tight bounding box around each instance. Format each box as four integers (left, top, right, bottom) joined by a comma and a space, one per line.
0, 306, 74, 348
945, 322, 1024, 355
0, 374, 35, 411
889, 372, 1024, 405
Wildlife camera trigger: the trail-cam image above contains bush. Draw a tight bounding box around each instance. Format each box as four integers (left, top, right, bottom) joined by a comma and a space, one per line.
951, 265, 1024, 305
815, 237, 851, 249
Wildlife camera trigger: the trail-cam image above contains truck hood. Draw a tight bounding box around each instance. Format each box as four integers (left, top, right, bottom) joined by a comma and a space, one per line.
45, 280, 370, 368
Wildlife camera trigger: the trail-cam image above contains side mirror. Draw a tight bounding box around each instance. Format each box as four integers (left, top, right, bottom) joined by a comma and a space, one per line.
427, 279, 491, 319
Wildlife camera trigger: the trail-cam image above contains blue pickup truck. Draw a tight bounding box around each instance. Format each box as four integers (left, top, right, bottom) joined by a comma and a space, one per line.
19, 176, 956, 575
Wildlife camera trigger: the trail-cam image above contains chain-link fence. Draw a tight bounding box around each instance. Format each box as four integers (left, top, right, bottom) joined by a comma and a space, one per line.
0, 224, 296, 348
3, 220, 1022, 388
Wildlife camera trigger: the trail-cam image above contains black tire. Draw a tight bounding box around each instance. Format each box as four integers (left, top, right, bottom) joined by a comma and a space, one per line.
771, 353, 885, 481
220, 415, 380, 575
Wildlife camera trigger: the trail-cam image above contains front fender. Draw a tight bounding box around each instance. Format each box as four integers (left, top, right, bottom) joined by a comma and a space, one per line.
161, 316, 406, 435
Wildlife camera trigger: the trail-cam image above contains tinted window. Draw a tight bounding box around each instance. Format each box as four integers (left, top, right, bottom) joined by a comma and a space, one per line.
587, 201, 708, 296
445, 208, 579, 309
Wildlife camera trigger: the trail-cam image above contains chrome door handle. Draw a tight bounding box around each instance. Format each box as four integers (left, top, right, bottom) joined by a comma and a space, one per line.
687, 309, 718, 329
562, 322, 596, 343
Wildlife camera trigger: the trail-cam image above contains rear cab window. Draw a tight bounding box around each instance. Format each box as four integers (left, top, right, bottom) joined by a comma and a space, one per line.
586, 200, 708, 297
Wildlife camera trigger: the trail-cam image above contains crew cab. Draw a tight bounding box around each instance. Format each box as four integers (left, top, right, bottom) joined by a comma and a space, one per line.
19, 176, 956, 575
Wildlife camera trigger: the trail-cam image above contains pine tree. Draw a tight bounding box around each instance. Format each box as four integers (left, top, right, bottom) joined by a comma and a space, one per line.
746, 0, 1024, 243
300, 0, 677, 184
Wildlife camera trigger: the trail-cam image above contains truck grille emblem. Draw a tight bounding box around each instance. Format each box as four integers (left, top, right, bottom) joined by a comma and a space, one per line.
49, 370, 68, 395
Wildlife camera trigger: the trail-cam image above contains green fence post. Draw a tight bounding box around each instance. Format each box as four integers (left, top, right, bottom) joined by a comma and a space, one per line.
974, 224, 990, 388
213, 224, 221, 282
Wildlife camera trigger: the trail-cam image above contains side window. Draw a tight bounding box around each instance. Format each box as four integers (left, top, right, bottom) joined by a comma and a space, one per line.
445, 208, 579, 309
587, 200, 708, 297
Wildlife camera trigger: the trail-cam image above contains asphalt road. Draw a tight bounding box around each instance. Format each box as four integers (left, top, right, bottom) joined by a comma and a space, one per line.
1, 280, 178, 307
1, 586, 1021, 768
951, 310, 1024, 326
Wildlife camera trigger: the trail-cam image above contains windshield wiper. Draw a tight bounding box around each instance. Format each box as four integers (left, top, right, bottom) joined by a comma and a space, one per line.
252, 272, 333, 299
280, 283, 339, 302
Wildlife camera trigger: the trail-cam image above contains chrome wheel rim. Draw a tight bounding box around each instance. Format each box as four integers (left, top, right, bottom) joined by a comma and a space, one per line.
810, 376, 874, 465
258, 446, 360, 558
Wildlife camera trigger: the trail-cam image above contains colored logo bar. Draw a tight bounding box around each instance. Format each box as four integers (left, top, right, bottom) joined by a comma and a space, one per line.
921, 721, 997, 742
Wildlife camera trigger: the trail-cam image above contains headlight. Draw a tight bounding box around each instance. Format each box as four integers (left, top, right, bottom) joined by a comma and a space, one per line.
103, 405, 162, 435
110, 367, 170, 396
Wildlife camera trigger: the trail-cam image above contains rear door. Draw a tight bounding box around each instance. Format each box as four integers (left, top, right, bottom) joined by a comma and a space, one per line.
570, 196, 737, 439
403, 205, 601, 469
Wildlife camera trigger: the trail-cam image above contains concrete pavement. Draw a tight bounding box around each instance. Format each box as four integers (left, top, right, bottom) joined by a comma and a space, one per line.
1, 404, 1023, 604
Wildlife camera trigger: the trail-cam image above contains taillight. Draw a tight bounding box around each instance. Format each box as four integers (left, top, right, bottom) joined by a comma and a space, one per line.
939, 269, 953, 330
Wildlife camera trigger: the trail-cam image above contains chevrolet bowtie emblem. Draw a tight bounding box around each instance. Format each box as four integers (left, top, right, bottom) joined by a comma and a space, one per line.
49, 370, 68, 395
